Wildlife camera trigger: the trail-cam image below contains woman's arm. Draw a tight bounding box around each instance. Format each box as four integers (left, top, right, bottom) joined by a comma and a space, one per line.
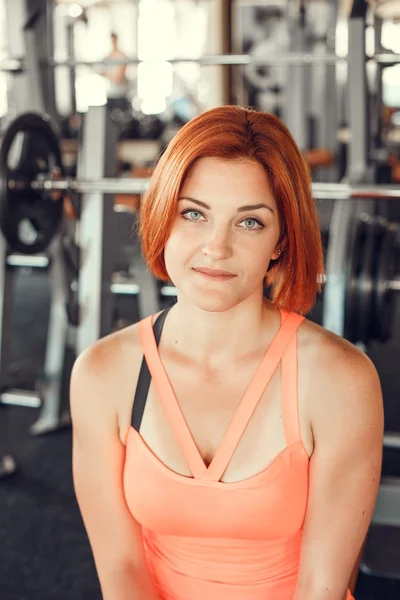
294, 343, 384, 600
70, 341, 159, 600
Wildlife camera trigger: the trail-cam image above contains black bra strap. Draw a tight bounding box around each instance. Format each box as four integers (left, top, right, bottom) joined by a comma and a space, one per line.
131, 308, 172, 432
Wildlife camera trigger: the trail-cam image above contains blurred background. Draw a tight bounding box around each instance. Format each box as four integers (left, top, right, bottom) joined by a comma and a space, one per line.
0, 1, 399, 599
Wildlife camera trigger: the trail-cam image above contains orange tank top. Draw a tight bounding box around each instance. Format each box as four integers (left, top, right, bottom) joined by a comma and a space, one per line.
123, 308, 355, 600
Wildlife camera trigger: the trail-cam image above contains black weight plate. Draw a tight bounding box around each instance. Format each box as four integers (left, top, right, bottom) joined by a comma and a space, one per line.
372, 223, 399, 342
0, 112, 64, 254
356, 218, 382, 346
344, 218, 368, 343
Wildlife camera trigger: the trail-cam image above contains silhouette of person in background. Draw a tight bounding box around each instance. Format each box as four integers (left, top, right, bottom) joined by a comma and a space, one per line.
102, 32, 130, 111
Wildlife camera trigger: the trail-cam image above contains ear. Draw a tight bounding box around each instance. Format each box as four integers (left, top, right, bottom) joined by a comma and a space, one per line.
270, 245, 280, 261
271, 237, 287, 260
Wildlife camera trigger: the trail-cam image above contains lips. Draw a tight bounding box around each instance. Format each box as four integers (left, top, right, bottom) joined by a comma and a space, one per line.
193, 267, 236, 281
194, 267, 235, 277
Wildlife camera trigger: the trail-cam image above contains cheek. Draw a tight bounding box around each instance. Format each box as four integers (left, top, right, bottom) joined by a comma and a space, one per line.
165, 231, 184, 257
163, 231, 191, 277
165, 223, 200, 254
242, 237, 279, 277
243, 235, 277, 259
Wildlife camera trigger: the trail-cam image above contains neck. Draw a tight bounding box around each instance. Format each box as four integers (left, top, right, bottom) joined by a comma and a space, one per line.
165, 294, 279, 369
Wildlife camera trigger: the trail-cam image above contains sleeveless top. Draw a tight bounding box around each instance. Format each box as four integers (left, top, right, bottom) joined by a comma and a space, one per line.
123, 308, 355, 600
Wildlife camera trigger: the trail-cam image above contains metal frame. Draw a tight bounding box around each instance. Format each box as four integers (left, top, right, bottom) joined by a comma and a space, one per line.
3, 0, 44, 116
0, 237, 71, 434
0, 237, 41, 409
75, 104, 161, 357
30, 235, 70, 435
309, 0, 339, 183
0, 236, 15, 395
282, 3, 309, 151
75, 104, 116, 355
0, 233, 16, 466
322, 200, 357, 338
347, 17, 369, 184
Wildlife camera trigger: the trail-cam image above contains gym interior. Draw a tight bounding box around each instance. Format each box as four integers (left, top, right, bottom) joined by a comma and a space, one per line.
0, 0, 400, 598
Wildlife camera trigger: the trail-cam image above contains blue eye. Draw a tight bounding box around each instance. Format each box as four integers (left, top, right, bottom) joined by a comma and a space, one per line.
180, 209, 204, 221
240, 218, 264, 231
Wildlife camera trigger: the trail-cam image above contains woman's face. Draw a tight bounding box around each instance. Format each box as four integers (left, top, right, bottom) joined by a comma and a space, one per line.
163, 157, 281, 312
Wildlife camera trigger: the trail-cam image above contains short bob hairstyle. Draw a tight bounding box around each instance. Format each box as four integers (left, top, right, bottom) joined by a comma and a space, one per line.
139, 105, 324, 315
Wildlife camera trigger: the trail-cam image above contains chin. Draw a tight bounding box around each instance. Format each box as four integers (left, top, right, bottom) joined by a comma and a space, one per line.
191, 299, 238, 314
176, 280, 246, 313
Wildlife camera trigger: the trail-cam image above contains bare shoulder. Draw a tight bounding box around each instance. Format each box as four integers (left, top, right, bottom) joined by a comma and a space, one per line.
297, 317, 381, 396
72, 321, 141, 385
70, 313, 161, 444
297, 317, 384, 445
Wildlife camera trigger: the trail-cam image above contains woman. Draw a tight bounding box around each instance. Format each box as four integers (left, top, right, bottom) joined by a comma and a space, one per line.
71, 106, 383, 600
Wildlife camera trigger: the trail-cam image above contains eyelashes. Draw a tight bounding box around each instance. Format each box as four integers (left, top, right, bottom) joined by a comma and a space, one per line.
179, 208, 265, 232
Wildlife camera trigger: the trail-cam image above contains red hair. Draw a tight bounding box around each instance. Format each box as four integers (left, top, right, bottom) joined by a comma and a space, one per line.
138, 105, 324, 315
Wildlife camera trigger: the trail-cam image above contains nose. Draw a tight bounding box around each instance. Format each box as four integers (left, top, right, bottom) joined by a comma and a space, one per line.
201, 226, 233, 261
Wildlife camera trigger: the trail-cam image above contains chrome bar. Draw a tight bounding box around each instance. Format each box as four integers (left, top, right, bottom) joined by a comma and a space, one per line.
29, 178, 400, 200
384, 433, 400, 449
389, 278, 400, 293
160, 286, 178, 297
6, 254, 49, 268
31, 177, 148, 195
1, 53, 397, 73
371, 477, 400, 527
46, 53, 343, 68
0, 389, 41, 408
110, 282, 140, 295
312, 183, 400, 200
373, 53, 400, 64
0, 58, 23, 71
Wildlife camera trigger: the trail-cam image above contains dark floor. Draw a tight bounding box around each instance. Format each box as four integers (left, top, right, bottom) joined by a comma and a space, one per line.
0, 269, 400, 599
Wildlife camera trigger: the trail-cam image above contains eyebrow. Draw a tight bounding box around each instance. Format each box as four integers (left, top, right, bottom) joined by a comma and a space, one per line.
178, 196, 274, 214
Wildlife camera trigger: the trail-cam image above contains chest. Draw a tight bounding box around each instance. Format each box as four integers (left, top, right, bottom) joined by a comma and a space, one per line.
139, 358, 289, 483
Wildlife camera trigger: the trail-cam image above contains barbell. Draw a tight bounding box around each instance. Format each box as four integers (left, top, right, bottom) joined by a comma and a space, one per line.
1, 51, 400, 73
0, 111, 399, 346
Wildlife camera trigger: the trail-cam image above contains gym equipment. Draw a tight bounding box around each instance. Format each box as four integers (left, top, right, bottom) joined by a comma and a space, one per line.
0, 54, 345, 73
1, 50, 400, 73
0, 112, 65, 255
0, 235, 71, 435
335, 6, 400, 581
24, 179, 400, 200
343, 216, 400, 345
372, 222, 399, 341
0, 110, 399, 348
324, 204, 399, 346
322, 6, 400, 349
0, 113, 398, 204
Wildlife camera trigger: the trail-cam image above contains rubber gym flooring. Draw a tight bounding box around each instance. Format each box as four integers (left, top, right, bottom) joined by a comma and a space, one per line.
1, 268, 400, 600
